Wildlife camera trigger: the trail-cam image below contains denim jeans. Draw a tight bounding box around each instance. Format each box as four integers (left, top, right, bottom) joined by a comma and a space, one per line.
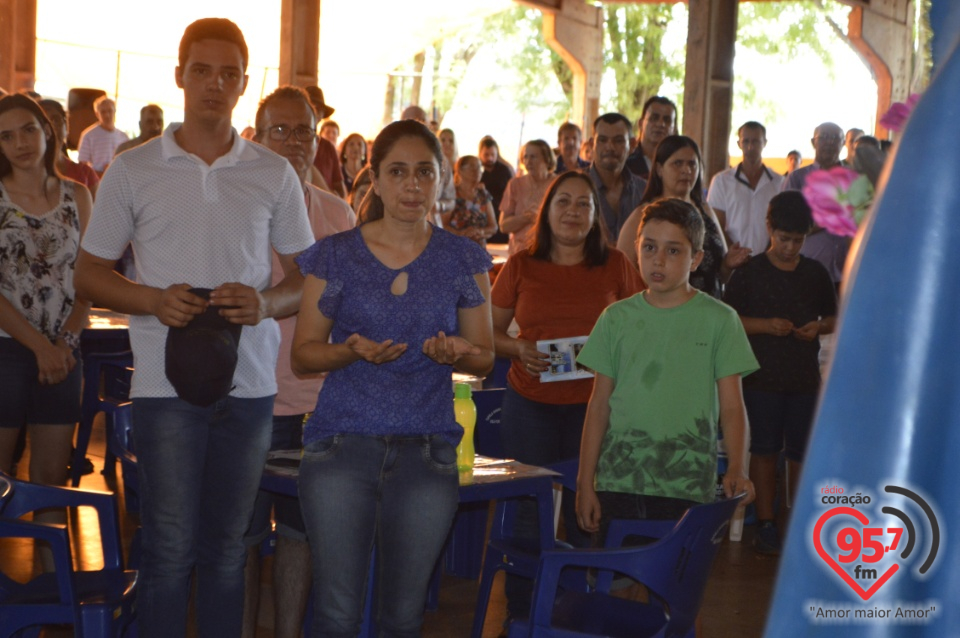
132, 395, 274, 638
298, 434, 459, 638
245, 413, 308, 544
499, 385, 588, 619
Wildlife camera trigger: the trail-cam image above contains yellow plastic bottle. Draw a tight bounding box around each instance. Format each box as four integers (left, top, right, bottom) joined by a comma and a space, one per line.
454, 382, 477, 484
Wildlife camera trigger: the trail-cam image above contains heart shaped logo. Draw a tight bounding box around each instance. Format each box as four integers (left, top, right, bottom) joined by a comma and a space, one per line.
813, 506, 899, 601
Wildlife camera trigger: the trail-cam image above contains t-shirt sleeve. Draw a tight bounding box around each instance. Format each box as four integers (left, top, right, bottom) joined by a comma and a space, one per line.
814, 261, 839, 317
80, 158, 134, 260
270, 163, 314, 255
295, 235, 342, 319
77, 132, 92, 163
714, 303, 759, 380
706, 174, 726, 209
722, 265, 749, 314
500, 179, 517, 217
576, 306, 618, 379
456, 237, 493, 309
490, 253, 520, 309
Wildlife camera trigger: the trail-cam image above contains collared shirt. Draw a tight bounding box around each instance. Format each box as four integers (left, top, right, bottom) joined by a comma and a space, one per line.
588, 164, 647, 242
273, 183, 356, 416
82, 123, 313, 399
624, 148, 651, 180
555, 155, 590, 174
707, 163, 784, 254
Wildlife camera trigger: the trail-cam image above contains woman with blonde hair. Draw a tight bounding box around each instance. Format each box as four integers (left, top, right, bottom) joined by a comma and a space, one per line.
499, 139, 556, 254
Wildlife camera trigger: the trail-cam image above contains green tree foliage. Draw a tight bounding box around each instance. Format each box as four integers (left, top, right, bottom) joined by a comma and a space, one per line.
420, 0, 849, 127
604, 4, 681, 124
737, 0, 848, 76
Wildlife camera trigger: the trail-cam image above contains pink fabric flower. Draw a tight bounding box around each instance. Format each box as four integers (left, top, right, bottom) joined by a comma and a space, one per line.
880, 93, 921, 132
803, 167, 861, 237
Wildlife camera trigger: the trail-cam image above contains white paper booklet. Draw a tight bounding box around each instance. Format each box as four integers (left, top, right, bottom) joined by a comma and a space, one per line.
536, 336, 594, 383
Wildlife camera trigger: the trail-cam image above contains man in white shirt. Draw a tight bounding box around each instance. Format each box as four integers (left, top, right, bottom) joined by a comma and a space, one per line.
75, 19, 313, 638
707, 121, 785, 254
242, 85, 356, 638
77, 96, 128, 175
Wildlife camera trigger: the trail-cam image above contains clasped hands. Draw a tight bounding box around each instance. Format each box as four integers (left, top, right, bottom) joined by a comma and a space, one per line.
153, 283, 267, 328
346, 330, 481, 366
768, 317, 820, 341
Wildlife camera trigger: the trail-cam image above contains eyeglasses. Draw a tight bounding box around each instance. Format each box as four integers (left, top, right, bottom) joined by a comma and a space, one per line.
267, 125, 316, 143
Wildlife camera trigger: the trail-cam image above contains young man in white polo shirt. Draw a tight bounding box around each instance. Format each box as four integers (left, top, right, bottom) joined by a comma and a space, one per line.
75, 18, 313, 638
707, 121, 785, 255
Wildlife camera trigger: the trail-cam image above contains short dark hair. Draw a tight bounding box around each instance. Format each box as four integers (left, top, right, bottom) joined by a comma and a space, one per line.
638, 198, 705, 252
593, 112, 632, 135
557, 122, 582, 140
359, 120, 444, 224
767, 191, 813, 234
140, 104, 163, 118
639, 96, 677, 124
529, 172, 609, 267
478, 135, 499, 152
787, 149, 802, 158
254, 85, 315, 139
854, 135, 881, 150
320, 120, 339, 132
738, 121, 766, 137
179, 18, 249, 71
641, 135, 705, 208
39, 98, 66, 120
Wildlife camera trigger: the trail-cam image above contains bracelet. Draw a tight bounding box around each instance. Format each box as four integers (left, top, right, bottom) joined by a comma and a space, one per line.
59, 330, 81, 350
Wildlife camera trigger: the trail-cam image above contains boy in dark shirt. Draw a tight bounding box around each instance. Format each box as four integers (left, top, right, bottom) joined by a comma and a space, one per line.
723, 191, 837, 555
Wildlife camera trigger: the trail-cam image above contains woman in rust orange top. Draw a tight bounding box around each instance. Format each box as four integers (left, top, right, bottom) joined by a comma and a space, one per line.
490, 170, 642, 622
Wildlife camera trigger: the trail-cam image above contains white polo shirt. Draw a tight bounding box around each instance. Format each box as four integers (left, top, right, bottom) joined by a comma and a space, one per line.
82, 124, 313, 400
707, 164, 784, 254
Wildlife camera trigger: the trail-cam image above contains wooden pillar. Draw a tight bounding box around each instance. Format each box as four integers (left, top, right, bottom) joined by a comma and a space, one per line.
0, 0, 37, 92
279, 0, 321, 88
538, 0, 603, 135
683, 0, 738, 183
845, 0, 915, 139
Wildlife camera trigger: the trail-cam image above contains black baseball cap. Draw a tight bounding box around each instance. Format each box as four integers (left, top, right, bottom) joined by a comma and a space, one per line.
164, 288, 242, 407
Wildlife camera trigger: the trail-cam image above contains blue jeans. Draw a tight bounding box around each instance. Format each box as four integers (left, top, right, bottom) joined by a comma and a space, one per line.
499, 385, 588, 619
132, 395, 274, 638
298, 434, 459, 638
245, 414, 308, 544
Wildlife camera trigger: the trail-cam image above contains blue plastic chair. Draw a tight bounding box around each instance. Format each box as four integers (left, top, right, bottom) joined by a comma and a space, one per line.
470, 459, 581, 638
71, 350, 133, 487
506, 493, 746, 638
105, 402, 139, 515
0, 472, 138, 638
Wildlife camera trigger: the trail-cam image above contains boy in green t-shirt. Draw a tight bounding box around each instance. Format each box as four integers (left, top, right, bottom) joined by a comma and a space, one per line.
576, 198, 757, 542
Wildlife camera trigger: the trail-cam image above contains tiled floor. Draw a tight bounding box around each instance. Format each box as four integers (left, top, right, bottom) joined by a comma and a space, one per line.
1, 417, 779, 637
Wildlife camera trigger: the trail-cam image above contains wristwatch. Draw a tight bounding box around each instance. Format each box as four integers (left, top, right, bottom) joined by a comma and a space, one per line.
59, 330, 81, 350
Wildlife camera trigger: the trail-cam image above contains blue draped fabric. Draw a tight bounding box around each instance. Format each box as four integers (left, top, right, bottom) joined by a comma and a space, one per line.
764, 3, 960, 635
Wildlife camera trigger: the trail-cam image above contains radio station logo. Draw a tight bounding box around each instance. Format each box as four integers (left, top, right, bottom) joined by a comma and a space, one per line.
809, 481, 941, 613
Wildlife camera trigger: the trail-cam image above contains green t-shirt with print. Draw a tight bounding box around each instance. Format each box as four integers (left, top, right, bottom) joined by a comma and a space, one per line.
577, 291, 759, 503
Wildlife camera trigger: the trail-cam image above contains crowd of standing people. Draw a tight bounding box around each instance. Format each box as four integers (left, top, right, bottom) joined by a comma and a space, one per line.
0, 14, 878, 637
